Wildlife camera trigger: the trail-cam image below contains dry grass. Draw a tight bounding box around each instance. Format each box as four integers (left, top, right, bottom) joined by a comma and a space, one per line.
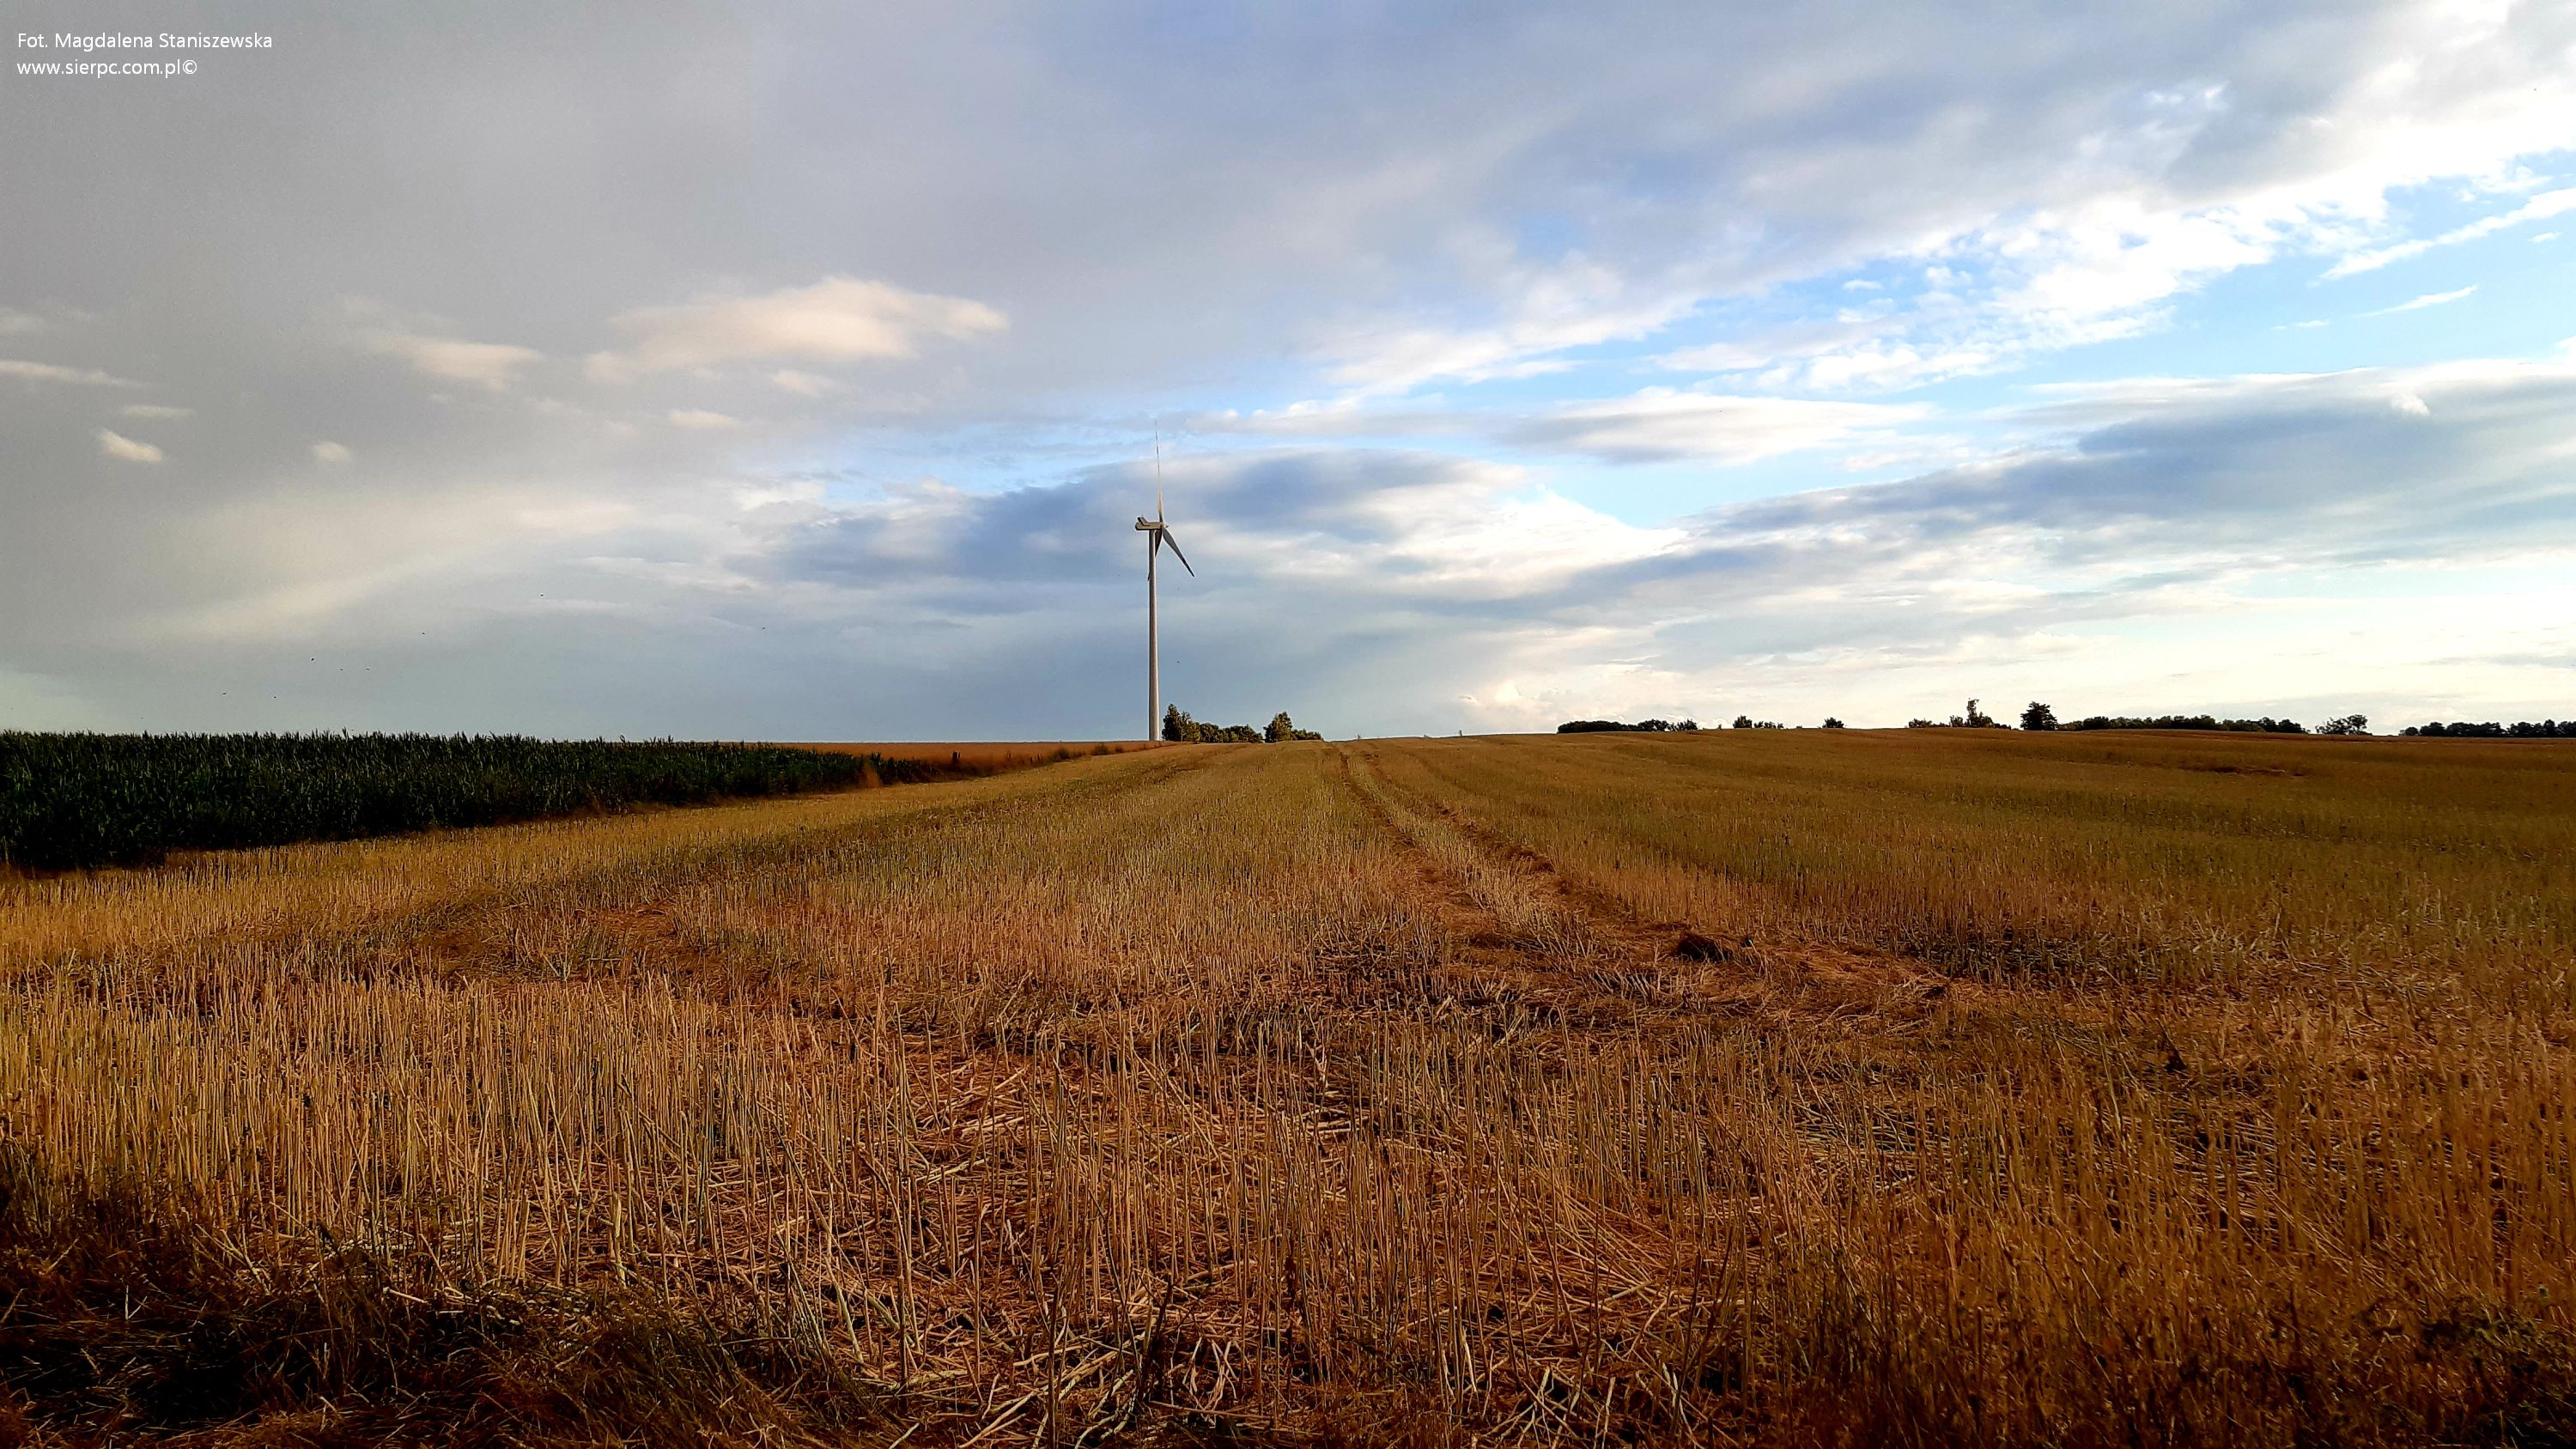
1, 732, 2570, 1446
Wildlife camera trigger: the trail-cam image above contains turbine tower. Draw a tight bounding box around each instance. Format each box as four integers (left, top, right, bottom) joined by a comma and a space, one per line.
1134, 442, 1194, 741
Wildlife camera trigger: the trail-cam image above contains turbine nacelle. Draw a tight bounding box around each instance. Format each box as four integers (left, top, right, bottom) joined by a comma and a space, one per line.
1137, 517, 1192, 574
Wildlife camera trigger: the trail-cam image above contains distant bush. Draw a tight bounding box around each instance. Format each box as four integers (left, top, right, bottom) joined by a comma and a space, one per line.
2318, 714, 2370, 737
1557, 718, 1698, 734
1730, 716, 1785, 730
2400, 719, 2575, 737
2021, 702, 2059, 731
1822, 718, 1845, 729
0, 732, 924, 872
2062, 714, 2311, 734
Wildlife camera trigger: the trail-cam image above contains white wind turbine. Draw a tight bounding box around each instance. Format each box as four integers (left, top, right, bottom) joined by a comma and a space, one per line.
1133, 440, 1194, 741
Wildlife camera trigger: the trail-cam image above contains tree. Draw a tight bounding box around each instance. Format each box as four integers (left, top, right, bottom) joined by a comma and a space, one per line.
1161, 705, 1193, 742
1266, 711, 1323, 742
1823, 717, 1845, 729
2021, 701, 2058, 731
2319, 713, 2370, 736
1732, 714, 1754, 729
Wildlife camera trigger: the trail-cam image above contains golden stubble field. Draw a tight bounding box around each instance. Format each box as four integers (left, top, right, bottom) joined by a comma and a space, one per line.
1, 731, 2570, 1446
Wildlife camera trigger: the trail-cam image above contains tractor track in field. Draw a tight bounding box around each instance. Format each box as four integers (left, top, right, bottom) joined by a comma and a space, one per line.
1329, 744, 1738, 1036
1332, 743, 1971, 1039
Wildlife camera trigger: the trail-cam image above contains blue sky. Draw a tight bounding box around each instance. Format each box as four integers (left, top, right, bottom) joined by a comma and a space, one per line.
3, 2, 2573, 738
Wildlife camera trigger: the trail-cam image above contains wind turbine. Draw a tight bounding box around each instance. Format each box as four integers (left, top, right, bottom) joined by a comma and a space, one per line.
1134, 440, 1194, 741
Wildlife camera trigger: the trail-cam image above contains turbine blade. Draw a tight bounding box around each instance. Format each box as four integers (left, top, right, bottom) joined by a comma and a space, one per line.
1160, 529, 1195, 577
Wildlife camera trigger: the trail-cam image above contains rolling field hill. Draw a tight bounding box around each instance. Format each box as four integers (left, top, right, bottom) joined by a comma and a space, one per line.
2, 731, 2570, 1446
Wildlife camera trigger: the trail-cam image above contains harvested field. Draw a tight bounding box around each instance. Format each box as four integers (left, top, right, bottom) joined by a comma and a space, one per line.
1, 731, 2570, 1446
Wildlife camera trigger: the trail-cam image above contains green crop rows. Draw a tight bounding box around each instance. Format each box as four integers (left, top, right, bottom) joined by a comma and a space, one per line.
0, 733, 927, 871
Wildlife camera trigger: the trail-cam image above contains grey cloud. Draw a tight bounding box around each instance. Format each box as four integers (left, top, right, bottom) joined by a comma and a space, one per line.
1654, 367, 2576, 581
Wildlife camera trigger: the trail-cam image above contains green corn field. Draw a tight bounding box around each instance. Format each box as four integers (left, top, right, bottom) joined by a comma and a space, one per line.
0, 732, 928, 871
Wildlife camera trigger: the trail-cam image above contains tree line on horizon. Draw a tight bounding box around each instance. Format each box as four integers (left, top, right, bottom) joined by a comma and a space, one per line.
2397, 718, 2576, 737
1162, 706, 1323, 743
1546, 699, 2576, 737
1556, 718, 1700, 733
2012, 702, 2366, 735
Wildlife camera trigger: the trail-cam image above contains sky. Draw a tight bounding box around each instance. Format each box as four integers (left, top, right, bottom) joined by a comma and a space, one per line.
3, 2, 2573, 740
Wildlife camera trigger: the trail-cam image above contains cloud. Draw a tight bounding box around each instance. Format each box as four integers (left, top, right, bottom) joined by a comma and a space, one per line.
1200, 388, 1929, 466
95, 428, 166, 464
2326, 188, 2576, 278
770, 369, 834, 396
586, 276, 1006, 383
0, 308, 46, 336
358, 330, 546, 388
120, 403, 195, 420
1075, 368, 2576, 604
0, 358, 142, 387
1314, 255, 1701, 394
311, 440, 353, 463
1500, 391, 1930, 465
1687, 361, 2576, 574
765, 448, 1681, 609
2364, 285, 2476, 317
665, 409, 743, 430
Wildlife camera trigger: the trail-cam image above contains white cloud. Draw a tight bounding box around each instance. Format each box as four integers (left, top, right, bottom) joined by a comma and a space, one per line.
666, 408, 742, 429
586, 276, 1006, 383
0, 358, 142, 387
96, 428, 165, 464
2326, 187, 2576, 278
358, 330, 545, 388
0, 308, 46, 336
1503, 390, 1932, 465
1199, 387, 1929, 466
2366, 285, 2476, 317
1315, 256, 1700, 395
770, 369, 834, 396
312, 440, 353, 463
120, 403, 195, 420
